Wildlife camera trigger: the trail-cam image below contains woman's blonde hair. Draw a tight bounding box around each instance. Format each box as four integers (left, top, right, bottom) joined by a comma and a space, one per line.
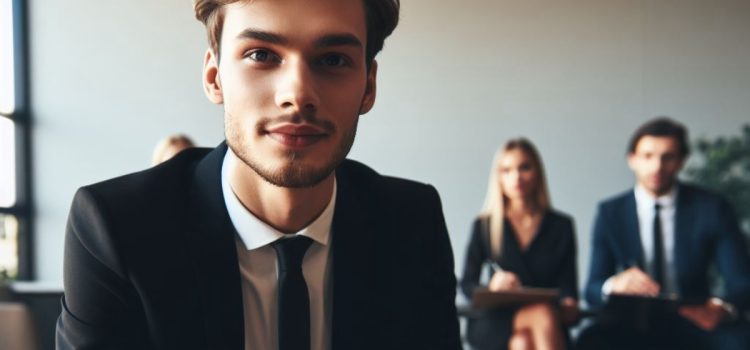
151, 134, 195, 165
480, 138, 551, 258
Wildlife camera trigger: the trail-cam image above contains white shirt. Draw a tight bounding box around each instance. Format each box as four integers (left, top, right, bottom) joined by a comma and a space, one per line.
634, 184, 678, 295
221, 149, 334, 350
603, 185, 679, 296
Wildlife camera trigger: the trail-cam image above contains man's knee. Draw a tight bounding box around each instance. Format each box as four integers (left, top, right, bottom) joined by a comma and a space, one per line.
709, 322, 750, 350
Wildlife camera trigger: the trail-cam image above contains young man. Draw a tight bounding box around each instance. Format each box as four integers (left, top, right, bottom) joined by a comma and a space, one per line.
579, 118, 750, 350
55, 1, 462, 349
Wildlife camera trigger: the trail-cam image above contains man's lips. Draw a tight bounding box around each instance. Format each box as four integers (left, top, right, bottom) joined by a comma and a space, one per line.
648, 175, 665, 183
266, 124, 328, 148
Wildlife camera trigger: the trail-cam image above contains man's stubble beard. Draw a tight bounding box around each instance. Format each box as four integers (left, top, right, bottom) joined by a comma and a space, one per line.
226, 115, 358, 188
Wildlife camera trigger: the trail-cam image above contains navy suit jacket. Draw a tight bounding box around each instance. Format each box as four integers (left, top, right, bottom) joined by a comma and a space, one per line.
585, 183, 750, 311
56, 143, 462, 349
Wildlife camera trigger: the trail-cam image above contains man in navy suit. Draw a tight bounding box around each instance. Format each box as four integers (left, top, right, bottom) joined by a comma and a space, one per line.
578, 118, 750, 350
56, 0, 462, 349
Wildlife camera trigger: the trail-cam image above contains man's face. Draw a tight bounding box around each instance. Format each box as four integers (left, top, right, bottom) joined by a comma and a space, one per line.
203, 0, 376, 188
628, 136, 684, 196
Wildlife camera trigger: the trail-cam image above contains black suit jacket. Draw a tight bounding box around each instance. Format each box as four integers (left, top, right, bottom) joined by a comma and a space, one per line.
56, 143, 462, 349
584, 184, 750, 311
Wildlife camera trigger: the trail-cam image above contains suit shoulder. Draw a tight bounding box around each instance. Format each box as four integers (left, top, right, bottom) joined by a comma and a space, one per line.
678, 183, 735, 215
597, 189, 634, 212
548, 208, 574, 224
679, 183, 725, 202
338, 159, 438, 199
77, 147, 211, 209
67, 147, 214, 265
547, 208, 575, 227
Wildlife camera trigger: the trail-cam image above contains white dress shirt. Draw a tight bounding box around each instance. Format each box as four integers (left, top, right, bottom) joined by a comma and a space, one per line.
634, 184, 678, 295
221, 149, 334, 350
603, 185, 679, 296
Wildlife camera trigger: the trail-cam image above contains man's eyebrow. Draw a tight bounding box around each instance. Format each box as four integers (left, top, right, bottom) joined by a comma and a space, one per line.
235, 29, 362, 49
315, 34, 363, 49
236, 28, 287, 45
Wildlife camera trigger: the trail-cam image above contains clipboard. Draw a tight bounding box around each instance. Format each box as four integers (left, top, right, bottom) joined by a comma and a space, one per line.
471, 287, 559, 309
602, 294, 698, 331
606, 294, 681, 311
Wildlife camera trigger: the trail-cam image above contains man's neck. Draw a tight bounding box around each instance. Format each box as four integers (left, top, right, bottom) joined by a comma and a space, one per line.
637, 182, 678, 200
228, 154, 335, 234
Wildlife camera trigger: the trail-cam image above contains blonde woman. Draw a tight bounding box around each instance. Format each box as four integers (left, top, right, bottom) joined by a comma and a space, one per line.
151, 134, 195, 165
461, 138, 578, 350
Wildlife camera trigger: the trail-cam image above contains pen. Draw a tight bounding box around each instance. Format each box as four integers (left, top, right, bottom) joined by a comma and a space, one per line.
488, 260, 503, 273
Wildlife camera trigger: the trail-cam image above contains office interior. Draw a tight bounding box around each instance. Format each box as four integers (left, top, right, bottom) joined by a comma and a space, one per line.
1, 0, 749, 349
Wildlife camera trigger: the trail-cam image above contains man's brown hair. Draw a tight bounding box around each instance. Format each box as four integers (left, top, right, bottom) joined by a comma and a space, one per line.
194, 0, 400, 68
628, 117, 690, 159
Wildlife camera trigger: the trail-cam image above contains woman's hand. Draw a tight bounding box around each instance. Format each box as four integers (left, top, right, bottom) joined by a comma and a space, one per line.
559, 297, 579, 326
488, 270, 521, 291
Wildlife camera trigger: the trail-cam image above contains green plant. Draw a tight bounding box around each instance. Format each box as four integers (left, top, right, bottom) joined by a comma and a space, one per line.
0, 268, 9, 301
684, 124, 750, 235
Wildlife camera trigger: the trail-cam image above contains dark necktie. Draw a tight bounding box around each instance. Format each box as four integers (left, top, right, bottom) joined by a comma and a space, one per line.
272, 235, 313, 350
652, 204, 665, 287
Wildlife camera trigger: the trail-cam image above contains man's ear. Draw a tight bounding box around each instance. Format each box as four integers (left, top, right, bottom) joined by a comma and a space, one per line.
627, 153, 637, 171
203, 49, 223, 104
359, 61, 377, 114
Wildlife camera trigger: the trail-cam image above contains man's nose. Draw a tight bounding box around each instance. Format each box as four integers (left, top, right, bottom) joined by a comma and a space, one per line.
274, 58, 320, 116
654, 157, 665, 171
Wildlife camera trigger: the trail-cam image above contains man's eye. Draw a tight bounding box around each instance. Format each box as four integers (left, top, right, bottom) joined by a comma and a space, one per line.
246, 50, 279, 63
320, 54, 348, 67
662, 154, 677, 162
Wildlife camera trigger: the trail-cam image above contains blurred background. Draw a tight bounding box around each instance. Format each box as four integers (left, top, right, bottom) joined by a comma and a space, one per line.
1, 0, 749, 348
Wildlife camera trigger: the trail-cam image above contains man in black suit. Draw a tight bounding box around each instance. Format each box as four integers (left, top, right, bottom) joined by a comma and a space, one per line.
578, 118, 750, 350
55, 0, 462, 349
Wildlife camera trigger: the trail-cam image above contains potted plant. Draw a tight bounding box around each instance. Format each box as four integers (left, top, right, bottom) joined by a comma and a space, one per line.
0, 267, 10, 301
684, 125, 750, 296
684, 124, 750, 237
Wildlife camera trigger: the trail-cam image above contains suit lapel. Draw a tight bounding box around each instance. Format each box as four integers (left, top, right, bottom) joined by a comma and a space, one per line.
185, 143, 244, 350
622, 192, 646, 269
673, 184, 692, 290
330, 167, 377, 350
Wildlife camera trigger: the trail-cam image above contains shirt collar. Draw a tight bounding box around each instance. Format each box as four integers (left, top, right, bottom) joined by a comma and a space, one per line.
221, 148, 336, 251
634, 183, 678, 209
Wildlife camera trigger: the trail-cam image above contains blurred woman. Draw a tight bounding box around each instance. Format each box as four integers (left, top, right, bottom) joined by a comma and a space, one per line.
461, 138, 578, 350
151, 134, 195, 165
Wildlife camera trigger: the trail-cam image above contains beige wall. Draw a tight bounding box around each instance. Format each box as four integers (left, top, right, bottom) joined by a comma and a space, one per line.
31, 0, 750, 285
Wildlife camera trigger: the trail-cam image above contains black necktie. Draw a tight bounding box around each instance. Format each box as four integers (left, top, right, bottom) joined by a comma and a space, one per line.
652, 204, 665, 287
272, 235, 313, 350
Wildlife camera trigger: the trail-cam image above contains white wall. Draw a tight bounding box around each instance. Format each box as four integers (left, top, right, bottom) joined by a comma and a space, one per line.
30, 0, 750, 285
30, 0, 223, 282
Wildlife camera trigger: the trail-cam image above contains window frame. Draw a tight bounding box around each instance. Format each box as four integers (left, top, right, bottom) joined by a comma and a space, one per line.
0, 0, 33, 280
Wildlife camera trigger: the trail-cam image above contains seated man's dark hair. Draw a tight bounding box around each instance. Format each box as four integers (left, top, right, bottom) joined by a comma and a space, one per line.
628, 117, 690, 158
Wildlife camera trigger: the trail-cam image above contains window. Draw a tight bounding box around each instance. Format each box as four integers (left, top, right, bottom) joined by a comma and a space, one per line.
0, 0, 31, 281
0, 0, 15, 116
0, 117, 15, 207
0, 214, 19, 280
